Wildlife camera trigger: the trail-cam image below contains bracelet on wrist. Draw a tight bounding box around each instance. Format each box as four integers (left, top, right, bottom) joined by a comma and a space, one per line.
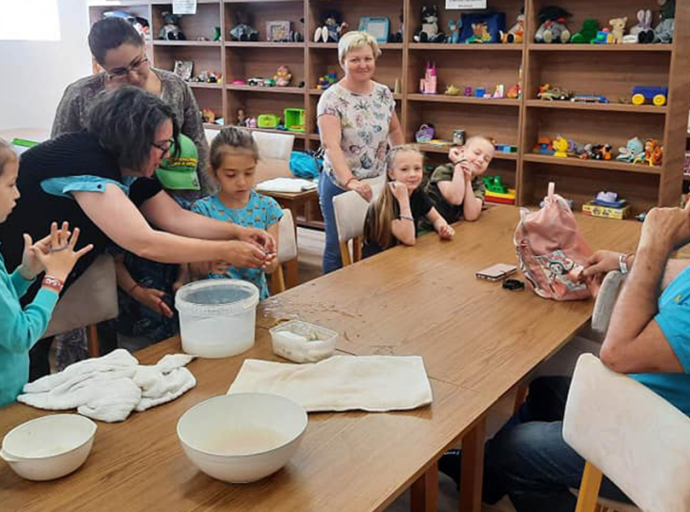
618, 253, 631, 275
343, 176, 357, 189
42, 275, 65, 294
128, 283, 140, 295
399, 215, 414, 222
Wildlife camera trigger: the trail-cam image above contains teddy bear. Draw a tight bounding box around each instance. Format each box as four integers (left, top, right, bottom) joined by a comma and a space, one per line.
274, 65, 292, 87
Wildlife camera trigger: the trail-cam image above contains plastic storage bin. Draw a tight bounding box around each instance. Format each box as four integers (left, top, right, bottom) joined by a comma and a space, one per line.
175, 280, 260, 358
283, 108, 305, 132
269, 320, 338, 363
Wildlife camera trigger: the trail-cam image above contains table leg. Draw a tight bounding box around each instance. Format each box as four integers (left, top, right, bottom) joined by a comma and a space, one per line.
411, 464, 439, 512
459, 416, 486, 512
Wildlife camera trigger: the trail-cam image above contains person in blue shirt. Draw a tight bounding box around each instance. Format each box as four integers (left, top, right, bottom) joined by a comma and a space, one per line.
0, 139, 93, 408
190, 127, 281, 299
438, 202, 690, 512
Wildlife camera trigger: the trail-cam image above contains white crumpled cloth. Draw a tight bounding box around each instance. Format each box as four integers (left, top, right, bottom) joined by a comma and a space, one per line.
18, 349, 196, 422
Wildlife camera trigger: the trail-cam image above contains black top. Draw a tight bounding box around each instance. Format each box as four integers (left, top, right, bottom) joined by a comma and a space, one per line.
362, 188, 433, 259
0, 131, 162, 298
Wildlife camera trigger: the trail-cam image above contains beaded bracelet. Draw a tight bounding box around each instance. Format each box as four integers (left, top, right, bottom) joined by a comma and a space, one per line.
42, 275, 64, 294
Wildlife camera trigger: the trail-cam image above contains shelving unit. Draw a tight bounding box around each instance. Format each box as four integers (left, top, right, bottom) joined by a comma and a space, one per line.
87, 0, 690, 212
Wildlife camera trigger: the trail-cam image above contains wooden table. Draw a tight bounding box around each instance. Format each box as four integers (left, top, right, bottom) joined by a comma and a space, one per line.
262, 188, 323, 231
0, 205, 642, 512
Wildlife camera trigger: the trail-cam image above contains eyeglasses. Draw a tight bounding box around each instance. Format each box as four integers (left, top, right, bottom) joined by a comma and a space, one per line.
105, 55, 149, 80
152, 139, 174, 153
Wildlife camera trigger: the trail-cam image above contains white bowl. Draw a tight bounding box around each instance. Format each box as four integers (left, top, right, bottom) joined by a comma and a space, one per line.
1, 414, 97, 481
177, 393, 308, 483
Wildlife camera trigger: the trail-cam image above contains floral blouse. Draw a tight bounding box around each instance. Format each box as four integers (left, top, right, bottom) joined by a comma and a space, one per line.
317, 81, 396, 183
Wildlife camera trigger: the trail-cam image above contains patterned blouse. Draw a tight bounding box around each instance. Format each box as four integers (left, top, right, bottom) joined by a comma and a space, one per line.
51, 68, 212, 195
317, 81, 396, 183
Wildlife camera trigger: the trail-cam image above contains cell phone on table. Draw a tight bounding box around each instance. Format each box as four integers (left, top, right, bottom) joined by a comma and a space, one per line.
476, 263, 517, 282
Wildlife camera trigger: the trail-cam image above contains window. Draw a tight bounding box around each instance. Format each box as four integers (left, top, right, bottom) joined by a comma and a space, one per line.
0, 0, 61, 41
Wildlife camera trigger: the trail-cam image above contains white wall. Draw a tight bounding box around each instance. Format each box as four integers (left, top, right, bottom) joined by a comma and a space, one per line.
0, 0, 91, 131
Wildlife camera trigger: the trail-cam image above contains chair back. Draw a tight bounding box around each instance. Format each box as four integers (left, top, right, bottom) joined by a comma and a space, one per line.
278, 209, 297, 263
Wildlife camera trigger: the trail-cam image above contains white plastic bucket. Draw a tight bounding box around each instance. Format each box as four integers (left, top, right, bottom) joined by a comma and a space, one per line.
175, 279, 260, 358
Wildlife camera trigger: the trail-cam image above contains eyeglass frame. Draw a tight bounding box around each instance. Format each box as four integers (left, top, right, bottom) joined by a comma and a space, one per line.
152, 139, 174, 154
105, 54, 150, 80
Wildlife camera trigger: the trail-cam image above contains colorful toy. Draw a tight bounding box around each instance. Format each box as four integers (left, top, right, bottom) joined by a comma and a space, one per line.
570, 19, 599, 43
506, 83, 521, 99
201, 108, 215, 124
159, 12, 185, 40
571, 94, 609, 104
419, 62, 437, 94
493, 84, 505, 99
257, 114, 280, 129
631, 86, 668, 106
415, 124, 435, 143
586, 143, 612, 160
500, 11, 524, 44
483, 175, 507, 194
534, 6, 571, 44
653, 0, 675, 43
314, 10, 348, 43
447, 18, 461, 44
274, 65, 292, 87
583, 200, 631, 220
229, 9, 259, 41
283, 108, 305, 132
246, 117, 257, 129
533, 136, 554, 155
467, 22, 492, 44
414, 6, 445, 43
474, 87, 486, 98
630, 9, 654, 43
464, 87, 472, 97
553, 136, 568, 157
444, 84, 460, 96
537, 84, 571, 101
237, 108, 246, 126
316, 73, 337, 90
616, 137, 645, 162
494, 144, 518, 153
483, 176, 515, 204
592, 29, 613, 44
609, 17, 627, 44
632, 139, 663, 166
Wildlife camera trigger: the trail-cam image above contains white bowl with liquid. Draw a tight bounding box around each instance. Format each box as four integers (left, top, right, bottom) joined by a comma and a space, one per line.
176, 393, 308, 483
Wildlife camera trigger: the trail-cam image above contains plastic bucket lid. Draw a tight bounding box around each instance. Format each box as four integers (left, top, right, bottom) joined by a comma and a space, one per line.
175, 279, 259, 316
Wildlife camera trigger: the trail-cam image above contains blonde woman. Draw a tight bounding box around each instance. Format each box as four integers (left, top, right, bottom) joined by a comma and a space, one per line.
317, 31, 404, 273
362, 145, 453, 259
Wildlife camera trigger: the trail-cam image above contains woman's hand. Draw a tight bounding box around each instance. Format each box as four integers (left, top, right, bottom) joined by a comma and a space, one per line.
223, 240, 269, 269
582, 250, 623, 278
131, 286, 174, 318
18, 231, 57, 280
435, 220, 455, 240
347, 179, 373, 202
239, 227, 276, 254
388, 181, 409, 204
34, 222, 93, 282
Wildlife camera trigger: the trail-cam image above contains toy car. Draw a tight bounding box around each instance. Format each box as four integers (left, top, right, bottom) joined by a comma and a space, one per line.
537, 85, 571, 101
247, 78, 264, 86
571, 94, 610, 104
631, 86, 668, 107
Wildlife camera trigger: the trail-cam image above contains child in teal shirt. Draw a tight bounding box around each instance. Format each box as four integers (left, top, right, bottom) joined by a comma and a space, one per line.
190, 127, 281, 299
0, 138, 93, 408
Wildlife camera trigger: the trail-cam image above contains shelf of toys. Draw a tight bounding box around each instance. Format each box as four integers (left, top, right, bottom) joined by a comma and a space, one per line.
87, 0, 690, 212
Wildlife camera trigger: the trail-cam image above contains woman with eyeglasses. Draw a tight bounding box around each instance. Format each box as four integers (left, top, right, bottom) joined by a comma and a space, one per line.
0, 86, 275, 380
52, 17, 212, 195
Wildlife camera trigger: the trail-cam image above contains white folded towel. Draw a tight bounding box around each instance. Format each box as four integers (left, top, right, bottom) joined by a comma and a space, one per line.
256, 177, 317, 193
227, 355, 433, 412
18, 349, 196, 422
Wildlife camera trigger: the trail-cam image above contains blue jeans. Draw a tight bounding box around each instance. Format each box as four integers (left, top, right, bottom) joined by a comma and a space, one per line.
318, 172, 347, 274
441, 377, 632, 512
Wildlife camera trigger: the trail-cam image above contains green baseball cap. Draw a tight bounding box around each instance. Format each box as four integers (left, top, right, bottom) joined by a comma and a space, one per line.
155, 134, 200, 190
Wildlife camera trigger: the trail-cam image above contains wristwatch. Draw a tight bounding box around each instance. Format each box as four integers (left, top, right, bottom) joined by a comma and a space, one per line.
618, 253, 630, 275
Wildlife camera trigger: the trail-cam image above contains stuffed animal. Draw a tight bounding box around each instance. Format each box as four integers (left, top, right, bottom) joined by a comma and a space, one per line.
570, 19, 599, 43
616, 137, 645, 162
447, 18, 461, 44
630, 9, 654, 43
534, 6, 571, 44
413, 6, 446, 43
634, 139, 663, 165
653, 0, 675, 43
500, 12, 524, 44
229, 9, 259, 41
314, 11, 348, 43
201, 108, 215, 124
609, 17, 627, 44
274, 65, 292, 87
159, 12, 185, 41
553, 136, 568, 157
467, 22, 492, 43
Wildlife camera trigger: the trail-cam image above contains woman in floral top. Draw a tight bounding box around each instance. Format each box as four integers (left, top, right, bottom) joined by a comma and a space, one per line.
317, 31, 404, 273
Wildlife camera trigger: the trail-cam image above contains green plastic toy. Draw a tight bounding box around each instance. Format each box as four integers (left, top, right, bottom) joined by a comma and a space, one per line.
482, 175, 507, 194
570, 19, 599, 44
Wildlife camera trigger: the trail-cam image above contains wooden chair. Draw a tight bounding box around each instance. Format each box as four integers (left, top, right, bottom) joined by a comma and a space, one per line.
564, 353, 690, 512
270, 209, 298, 293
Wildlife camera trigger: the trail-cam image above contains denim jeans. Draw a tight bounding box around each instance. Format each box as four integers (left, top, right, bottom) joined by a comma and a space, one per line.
479, 376, 632, 512
318, 172, 347, 274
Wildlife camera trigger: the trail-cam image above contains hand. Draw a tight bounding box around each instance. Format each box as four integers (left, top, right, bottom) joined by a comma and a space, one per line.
132, 286, 174, 318
449, 146, 464, 164
454, 161, 472, 183
436, 221, 455, 240
223, 240, 269, 269
19, 232, 55, 280
582, 250, 623, 278
239, 227, 276, 254
388, 181, 409, 203
209, 261, 230, 275
34, 222, 93, 282
638, 203, 690, 254
347, 179, 373, 202
261, 252, 278, 272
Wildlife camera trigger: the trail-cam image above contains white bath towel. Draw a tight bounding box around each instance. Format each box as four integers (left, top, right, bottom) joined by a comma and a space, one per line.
227, 355, 433, 412
18, 349, 196, 422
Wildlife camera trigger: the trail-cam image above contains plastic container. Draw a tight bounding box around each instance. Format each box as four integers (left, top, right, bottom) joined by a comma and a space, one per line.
175, 279, 260, 358
269, 320, 338, 363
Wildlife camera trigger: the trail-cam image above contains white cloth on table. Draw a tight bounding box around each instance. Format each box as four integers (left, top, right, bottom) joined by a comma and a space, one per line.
227, 355, 433, 412
256, 177, 317, 193
18, 349, 196, 422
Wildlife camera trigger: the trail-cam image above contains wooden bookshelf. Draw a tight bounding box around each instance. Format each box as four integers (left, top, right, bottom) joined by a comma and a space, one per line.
87, 0, 690, 212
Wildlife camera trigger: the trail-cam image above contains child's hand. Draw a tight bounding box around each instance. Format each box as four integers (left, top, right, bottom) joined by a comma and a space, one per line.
19, 231, 56, 280
240, 227, 276, 254
449, 146, 464, 164
34, 222, 93, 282
436, 221, 455, 240
454, 161, 473, 182
131, 286, 174, 318
388, 181, 409, 203
261, 252, 278, 272
210, 261, 230, 275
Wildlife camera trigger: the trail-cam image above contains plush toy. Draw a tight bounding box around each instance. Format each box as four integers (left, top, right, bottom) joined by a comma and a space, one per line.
229, 9, 259, 41
592, 144, 613, 160
608, 17, 627, 44
467, 22, 492, 43
237, 109, 246, 126
534, 6, 571, 44
201, 108, 215, 124
553, 136, 568, 157
616, 137, 645, 162
447, 18, 461, 44
389, 11, 404, 43
274, 65, 292, 87
159, 12, 185, 41
506, 83, 521, 99
570, 19, 599, 43
500, 12, 524, 43
634, 139, 663, 165
314, 11, 348, 43
630, 9, 654, 43
653, 0, 675, 43
413, 6, 446, 43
